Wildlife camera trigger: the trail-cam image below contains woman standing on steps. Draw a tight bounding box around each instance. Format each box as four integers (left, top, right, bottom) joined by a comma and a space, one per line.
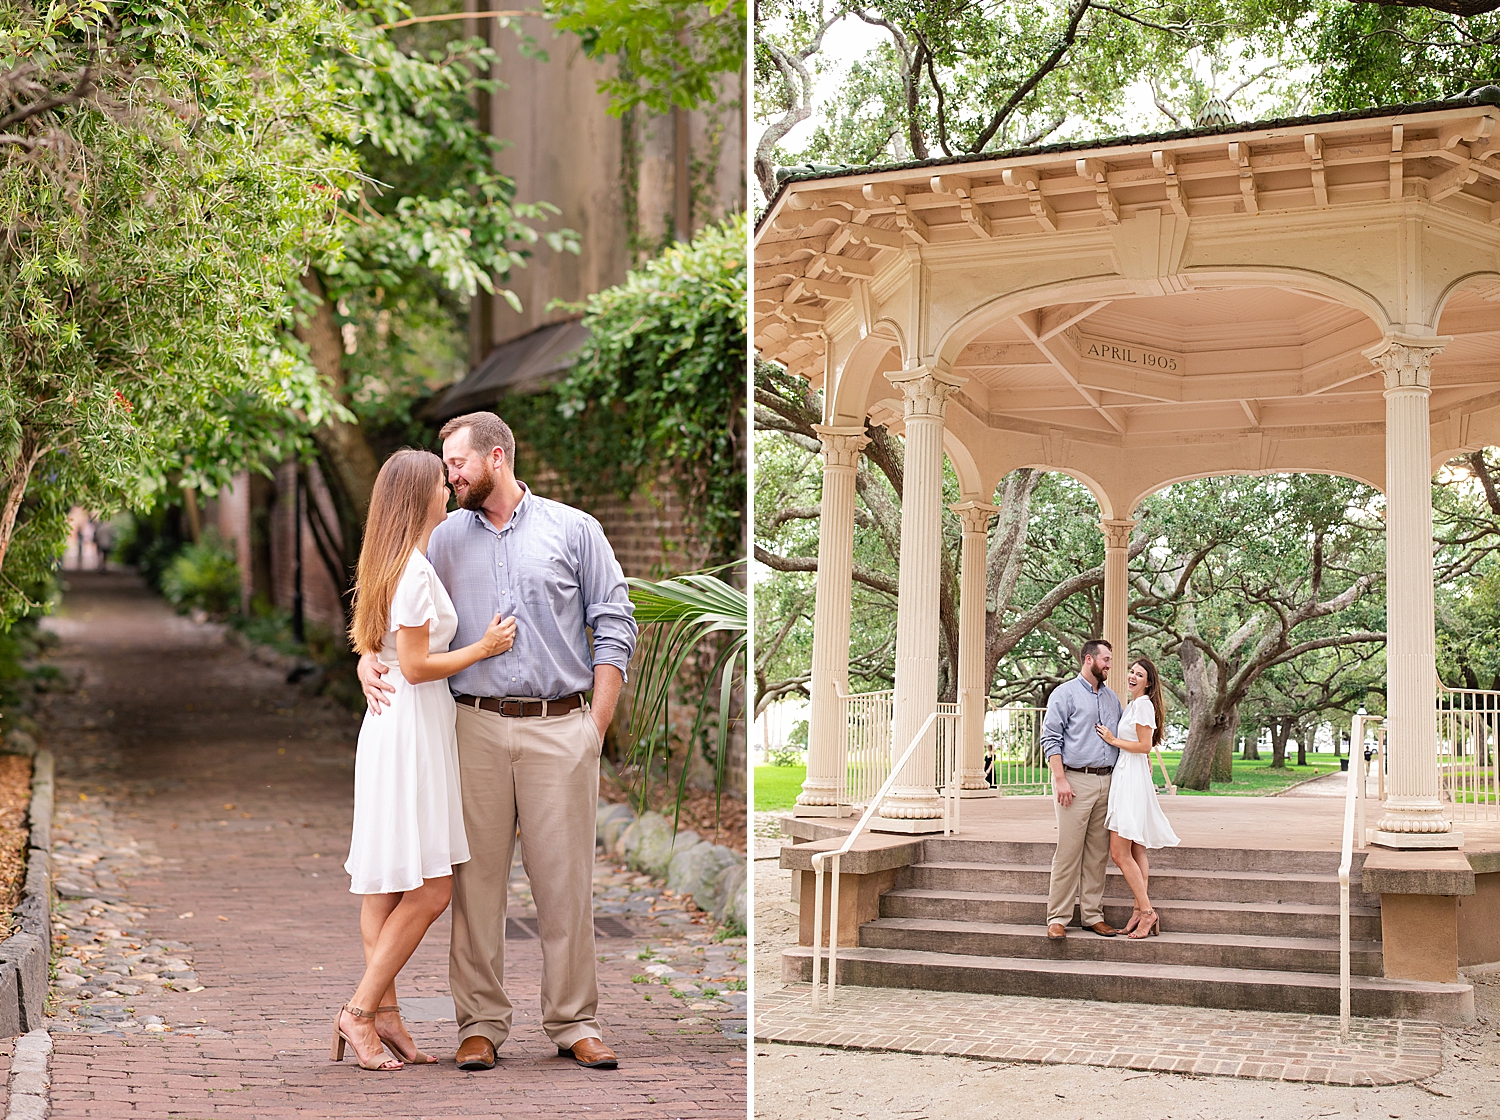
336, 449, 515, 1071
1095, 656, 1179, 941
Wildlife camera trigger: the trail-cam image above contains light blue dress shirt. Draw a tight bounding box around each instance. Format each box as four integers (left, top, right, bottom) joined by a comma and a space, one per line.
425, 485, 638, 700
1040, 674, 1123, 770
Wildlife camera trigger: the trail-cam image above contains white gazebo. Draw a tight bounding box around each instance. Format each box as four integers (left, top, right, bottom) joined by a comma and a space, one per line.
756, 95, 1500, 849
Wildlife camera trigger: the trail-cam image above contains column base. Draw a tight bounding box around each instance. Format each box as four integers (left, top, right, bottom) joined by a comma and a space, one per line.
792, 804, 855, 819
959, 787, 999, 799
1371, 830, 1465, 851
868, 815, 947, 835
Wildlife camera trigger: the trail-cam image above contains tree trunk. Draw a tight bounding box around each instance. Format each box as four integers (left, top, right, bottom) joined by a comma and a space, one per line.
1296, 720, 1311, 767
1210, 707, 1237, 782
1270, 716, 1291, 769
294, 270, 382, 602
0, 431, 46, 578
1175, 709, 1221, 791
1176, 640, 1224, 789
1242, 733, 1260, 760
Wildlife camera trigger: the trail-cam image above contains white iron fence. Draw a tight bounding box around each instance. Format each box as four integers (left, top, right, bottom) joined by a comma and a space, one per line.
1436, 680, 1500, 822
986, 705, 1049, 793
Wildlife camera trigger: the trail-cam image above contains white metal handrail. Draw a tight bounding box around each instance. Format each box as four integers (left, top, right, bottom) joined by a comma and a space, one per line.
809, 710, 942, 1007
1339, 711, 1362, 1040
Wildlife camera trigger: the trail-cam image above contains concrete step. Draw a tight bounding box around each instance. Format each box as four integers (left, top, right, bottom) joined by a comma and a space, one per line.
920, 838, 1364, 877
881, 888, 1383, 940
903, 861, 1379, 907
781, 945, 1474, 1023
859, 916, 1385, 976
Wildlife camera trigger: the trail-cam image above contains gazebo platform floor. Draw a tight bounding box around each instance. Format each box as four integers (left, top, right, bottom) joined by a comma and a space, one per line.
777, 791, 1487, 1023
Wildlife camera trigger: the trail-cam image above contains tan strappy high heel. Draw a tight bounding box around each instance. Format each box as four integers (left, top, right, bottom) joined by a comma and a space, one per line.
331, 1004, 404, 1070
1128, 909, 1160, 939
376, 1005, 437, 1064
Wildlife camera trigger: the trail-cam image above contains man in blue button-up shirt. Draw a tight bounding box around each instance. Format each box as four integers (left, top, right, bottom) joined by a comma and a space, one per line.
360, 411, 636, 1072
1040, 640, 1122, 941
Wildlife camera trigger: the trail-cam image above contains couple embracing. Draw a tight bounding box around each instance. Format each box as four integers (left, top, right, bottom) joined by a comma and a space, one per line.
1042, 640, 1179, 942
330, 411, 637, 1073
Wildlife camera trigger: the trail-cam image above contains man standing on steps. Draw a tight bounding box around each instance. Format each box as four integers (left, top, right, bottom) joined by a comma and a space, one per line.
1041, 639, 1122, 941
360, 410, 637, 1073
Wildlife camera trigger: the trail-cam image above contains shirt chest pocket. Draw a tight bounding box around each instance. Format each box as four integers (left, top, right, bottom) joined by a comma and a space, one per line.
513, 553, 578, 611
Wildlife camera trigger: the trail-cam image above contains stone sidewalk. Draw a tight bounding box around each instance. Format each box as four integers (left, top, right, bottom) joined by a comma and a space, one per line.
20, 572, 746, 1118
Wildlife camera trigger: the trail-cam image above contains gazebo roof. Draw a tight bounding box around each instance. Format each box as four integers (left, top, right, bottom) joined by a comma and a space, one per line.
754, 97, 1500, 515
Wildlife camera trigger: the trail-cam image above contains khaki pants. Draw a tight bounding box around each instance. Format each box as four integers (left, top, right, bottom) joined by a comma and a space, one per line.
449, 703, 603, 1049
1046, 770, 1112, 927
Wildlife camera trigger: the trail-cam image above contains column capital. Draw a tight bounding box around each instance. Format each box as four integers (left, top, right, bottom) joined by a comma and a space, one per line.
1363, 334, 1451, 391
812, 423, 870, 469
885, 365, 967, 418
951, 500, 999, 534
1099, 518, 1137, 551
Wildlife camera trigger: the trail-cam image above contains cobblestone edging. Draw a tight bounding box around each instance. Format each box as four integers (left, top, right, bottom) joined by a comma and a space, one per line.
0, 751, 55, 1039
598, 801, 747, 932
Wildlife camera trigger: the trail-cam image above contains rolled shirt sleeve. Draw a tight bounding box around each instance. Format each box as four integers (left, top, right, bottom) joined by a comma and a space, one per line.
1041, 686, 1070, 764
577, 513, 638, 679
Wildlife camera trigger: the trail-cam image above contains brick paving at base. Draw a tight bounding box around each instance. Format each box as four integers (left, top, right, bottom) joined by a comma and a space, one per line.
32, 573, 746, 1118
756, 983, 1442, 1086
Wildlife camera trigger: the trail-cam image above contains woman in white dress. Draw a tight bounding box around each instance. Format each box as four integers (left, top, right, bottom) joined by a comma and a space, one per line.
333, 449, 515, 1071
1095, 656, 1179, 940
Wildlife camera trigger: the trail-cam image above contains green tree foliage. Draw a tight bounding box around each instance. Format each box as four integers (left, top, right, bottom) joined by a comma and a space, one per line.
289, 3, 581, 607
553, 0, 747, 114
1302, 2, 1500, 109
512, 218, 747, 568
0, 1, 357, 621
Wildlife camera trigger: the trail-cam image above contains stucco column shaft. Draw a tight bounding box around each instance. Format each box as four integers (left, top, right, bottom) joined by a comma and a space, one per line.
954, 501, 999, 790
879, 366, 965, 822
1368, 337, 1456, 846
1100, 519, 1136, 706
797, 425, 870, 812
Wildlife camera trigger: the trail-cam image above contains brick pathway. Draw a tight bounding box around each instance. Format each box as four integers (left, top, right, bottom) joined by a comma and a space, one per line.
756, 983, 1441, 1086
28, 572, 746, 1118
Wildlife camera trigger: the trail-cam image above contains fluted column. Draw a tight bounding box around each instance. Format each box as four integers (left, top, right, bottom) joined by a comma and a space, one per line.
1100, 518, 1136, 706
953, 500, 998, 792
1366, 335, 1459, 848
796, 424, 870, 815
877, 366, 965, 828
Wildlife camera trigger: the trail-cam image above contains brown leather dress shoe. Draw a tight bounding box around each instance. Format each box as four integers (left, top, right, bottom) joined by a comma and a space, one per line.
1088, 921, 1119, 937
455, 1035, 497, 1071
1046, 922, 1067, 940
559, 1037, 618, 1069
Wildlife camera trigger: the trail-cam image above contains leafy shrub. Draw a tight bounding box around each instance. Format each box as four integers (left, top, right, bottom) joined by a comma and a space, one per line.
766, 743, 804, 767
160, 530, 241, 617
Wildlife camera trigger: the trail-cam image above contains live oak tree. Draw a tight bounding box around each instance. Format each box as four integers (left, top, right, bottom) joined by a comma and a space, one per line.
1130, 475, 1386, 790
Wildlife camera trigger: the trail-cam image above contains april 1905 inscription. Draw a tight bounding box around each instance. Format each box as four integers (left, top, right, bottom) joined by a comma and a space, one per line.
1073, 332, 1180, 372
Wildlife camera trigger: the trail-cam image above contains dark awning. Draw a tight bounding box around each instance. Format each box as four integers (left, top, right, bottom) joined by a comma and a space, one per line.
427, 318, 589, 422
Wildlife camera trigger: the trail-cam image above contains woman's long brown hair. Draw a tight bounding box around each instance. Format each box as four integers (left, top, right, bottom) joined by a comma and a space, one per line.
348, 449, 444, 655
1133, 656, 1167, 747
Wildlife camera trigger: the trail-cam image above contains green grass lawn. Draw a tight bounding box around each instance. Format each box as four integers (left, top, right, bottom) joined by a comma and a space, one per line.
754, 765, 807, 811
754, 755, 1340, 810
1153, 752, 1341, 796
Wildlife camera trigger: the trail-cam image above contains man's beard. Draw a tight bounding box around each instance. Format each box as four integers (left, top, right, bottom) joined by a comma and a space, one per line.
456, 461, 496, 511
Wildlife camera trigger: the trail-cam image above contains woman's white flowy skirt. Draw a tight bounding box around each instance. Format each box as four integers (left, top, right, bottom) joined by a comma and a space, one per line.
344, 673, 470, 895
1105, 749, 1180, 849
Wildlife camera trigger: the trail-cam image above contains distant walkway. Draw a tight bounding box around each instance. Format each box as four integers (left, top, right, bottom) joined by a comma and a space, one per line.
28, 572, 746, 1118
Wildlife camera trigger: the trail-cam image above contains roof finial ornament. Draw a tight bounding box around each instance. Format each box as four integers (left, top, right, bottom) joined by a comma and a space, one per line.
1194, 97, 1235, 129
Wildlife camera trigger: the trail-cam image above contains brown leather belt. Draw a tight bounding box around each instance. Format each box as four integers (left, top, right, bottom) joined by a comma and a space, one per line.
454, 693, 586, 717
1064, 764, 1114, 775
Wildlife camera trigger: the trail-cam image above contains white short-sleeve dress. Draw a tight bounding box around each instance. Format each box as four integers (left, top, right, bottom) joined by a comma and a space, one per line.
1104, 696, 1180, 849
344, 550, 470, 895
